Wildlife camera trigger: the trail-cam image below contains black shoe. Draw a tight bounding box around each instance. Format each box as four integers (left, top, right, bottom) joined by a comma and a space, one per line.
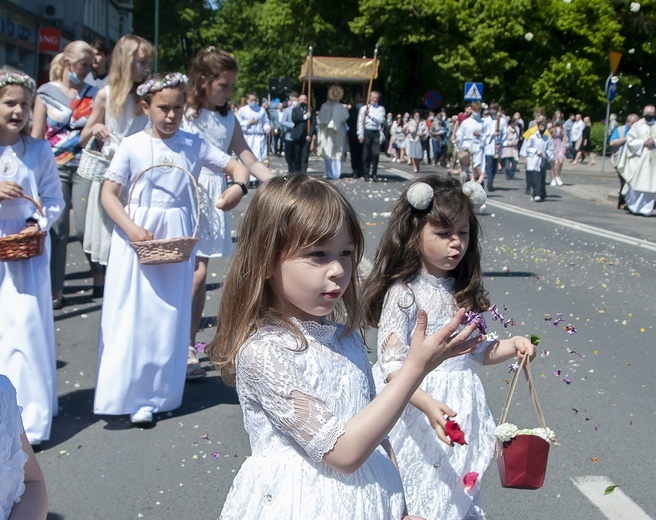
52, 298, 65, 310
364, 176, 372, 182
372, 175, 380, 182
488, 186, 495, 192
92, 285, 104, 299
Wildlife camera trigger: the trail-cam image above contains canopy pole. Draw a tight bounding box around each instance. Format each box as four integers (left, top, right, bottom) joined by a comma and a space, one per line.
307, 46, 313, 135
366, 45, 378, 104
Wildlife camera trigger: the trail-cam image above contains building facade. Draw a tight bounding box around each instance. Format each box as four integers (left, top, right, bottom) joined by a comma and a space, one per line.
0, 0, 133, 82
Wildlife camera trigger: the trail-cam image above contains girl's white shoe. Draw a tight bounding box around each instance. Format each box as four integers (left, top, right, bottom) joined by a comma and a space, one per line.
556, 177, 564, 186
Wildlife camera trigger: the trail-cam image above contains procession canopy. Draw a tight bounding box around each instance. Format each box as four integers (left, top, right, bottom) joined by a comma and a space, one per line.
298, 56, 379, 84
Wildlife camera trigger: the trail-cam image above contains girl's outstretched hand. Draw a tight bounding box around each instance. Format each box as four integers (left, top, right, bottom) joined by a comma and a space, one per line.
0, 180, 23, 201
407, 308, 482, 376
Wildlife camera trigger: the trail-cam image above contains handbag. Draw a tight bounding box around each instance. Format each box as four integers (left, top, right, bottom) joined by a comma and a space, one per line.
496, 355, 551, 490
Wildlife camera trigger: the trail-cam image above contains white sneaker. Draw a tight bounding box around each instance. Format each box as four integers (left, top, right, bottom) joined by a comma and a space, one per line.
477, 203, 487, 214
556, 177, 564, 186
550, 179, 557, 186
130, 407, 153, 424
533, 196, 542, 202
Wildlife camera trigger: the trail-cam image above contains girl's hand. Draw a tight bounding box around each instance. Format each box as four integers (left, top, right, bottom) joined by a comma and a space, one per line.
18, 222, 40, 234
90, 124, 112, 142
128, 225, 154, 243
216, 183, 244, 211
513, 336, 536, 362
425, 399, 457, 445
0, 180, 23, 200
407, 308, 482, 376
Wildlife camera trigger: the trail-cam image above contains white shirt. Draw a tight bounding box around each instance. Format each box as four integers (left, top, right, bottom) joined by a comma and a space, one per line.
237, 105, 271, 136
570, 119, 585, 142
357, 103, 386, 139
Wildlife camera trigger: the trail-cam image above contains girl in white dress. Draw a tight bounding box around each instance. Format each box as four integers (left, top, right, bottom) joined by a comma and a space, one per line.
0, 70, 64, 445
363, 176, 534, 520
206, 174, 482, 519
184, 47, 273, 378
93, 73, 249, 425
0, 375, 48, 520
79, 35, 154, 274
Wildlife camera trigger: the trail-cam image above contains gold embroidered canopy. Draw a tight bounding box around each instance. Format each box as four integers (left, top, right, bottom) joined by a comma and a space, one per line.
298, 56, 379, 84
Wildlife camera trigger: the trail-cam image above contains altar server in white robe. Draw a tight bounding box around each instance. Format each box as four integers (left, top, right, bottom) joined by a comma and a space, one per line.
237, 93, 271, 182
456, 102, 487, 185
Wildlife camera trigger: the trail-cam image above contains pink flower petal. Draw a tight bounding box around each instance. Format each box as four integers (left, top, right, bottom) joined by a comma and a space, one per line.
463, 471, 479, 491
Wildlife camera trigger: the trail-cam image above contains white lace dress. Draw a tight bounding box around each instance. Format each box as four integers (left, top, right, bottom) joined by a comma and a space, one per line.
372, 270, 495, 520
183, 109, 234, 258
220, 319, 405, 520
0, 375, 29, 520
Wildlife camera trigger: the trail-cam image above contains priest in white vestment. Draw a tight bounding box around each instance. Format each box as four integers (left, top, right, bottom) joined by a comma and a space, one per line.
317, 85, 349, 179
621, 105, 656, 216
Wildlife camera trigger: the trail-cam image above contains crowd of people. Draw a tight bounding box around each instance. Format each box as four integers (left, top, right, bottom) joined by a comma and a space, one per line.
0, 36, 654, 519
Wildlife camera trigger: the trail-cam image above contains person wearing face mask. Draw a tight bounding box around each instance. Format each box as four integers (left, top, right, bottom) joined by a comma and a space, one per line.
280, 94, 298, 173
619, 105, 656, 216
520, 118, 553, 202
290, 93, 316, 174
404, 110, 428, 173
32, 41, 99, 310
237, 92, 272, 182
456, 101, 486, 187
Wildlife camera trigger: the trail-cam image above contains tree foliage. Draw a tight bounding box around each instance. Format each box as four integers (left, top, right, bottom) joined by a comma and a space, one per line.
133, 0, 656, 118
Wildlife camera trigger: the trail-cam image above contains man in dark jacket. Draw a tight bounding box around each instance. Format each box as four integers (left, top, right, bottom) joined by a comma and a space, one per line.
291, 93, 316, 173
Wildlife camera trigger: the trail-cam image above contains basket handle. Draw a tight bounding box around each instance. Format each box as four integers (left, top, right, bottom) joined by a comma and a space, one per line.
19, 193, 45, 218
125, 163, 201, 239
498, 355, 548, 430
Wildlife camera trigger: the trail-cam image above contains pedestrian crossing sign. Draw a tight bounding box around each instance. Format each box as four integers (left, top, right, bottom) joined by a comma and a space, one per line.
464, 82, 484, 101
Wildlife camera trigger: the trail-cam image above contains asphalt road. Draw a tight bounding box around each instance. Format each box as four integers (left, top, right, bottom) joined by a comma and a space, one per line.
37, 153, 656, 519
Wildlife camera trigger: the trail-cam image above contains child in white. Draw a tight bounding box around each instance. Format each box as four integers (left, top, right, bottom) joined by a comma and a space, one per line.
79, 35, 154, 268
364, 176, 534, 520
93, 73, 248, 424
0, 71, 64, 445
0, 375, 48, 519
206, 174, 482, 519
183, 47, 273, 375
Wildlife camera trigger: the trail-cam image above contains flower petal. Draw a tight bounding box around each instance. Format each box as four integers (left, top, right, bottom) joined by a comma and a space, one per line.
464, 471, 479, 491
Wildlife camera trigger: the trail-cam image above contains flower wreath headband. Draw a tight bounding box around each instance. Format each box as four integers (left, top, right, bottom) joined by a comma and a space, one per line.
407, 181, 487, 211
136, 72, 188, 97
0, 72, 36, 94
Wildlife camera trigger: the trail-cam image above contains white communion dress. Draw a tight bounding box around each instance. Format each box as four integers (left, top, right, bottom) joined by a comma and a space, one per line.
220, 319, 405, 520
183, 109, 234, 258
372, 270, 495, 520
94, 130, 231, 416
0, 137, 63, 444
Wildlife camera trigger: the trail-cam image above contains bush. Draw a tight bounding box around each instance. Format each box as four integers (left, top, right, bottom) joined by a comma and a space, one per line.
590, 122, 608, 154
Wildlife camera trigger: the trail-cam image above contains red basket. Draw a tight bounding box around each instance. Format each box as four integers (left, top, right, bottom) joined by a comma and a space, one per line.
495, 356, 551, 490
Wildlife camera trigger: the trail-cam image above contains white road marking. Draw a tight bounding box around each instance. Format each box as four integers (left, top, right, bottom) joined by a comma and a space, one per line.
571, 476, 653, 520
487, 199, 656, 253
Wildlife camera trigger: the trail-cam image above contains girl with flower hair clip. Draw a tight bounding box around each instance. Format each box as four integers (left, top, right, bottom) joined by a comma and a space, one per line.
207, 174, 482, 519
363, 175, 535, 520
93, 72, 248, 425
0, 68, 64, 447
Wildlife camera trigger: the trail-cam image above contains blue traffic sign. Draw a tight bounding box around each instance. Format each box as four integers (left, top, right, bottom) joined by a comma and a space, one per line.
464, 82, 484, 101
605, 76, 618, 102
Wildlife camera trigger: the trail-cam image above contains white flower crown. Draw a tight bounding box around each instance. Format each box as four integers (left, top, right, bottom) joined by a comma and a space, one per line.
0, 72, 36, 93
136, 72, 188, 97
407, 181, 487, 211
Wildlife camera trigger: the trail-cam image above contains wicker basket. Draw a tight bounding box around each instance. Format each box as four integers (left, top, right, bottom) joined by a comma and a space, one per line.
77, 136, 110, 181
0, 195, 47, 262
127, 163, 200, 265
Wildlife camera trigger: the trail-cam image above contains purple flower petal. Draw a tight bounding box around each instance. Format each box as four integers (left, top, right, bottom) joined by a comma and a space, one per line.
562, 377, 572, 384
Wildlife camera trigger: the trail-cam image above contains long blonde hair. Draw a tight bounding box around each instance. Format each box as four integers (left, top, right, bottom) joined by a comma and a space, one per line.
206, 175, 365, 387
49, 41, 93, 82
107, 35, 154, 119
